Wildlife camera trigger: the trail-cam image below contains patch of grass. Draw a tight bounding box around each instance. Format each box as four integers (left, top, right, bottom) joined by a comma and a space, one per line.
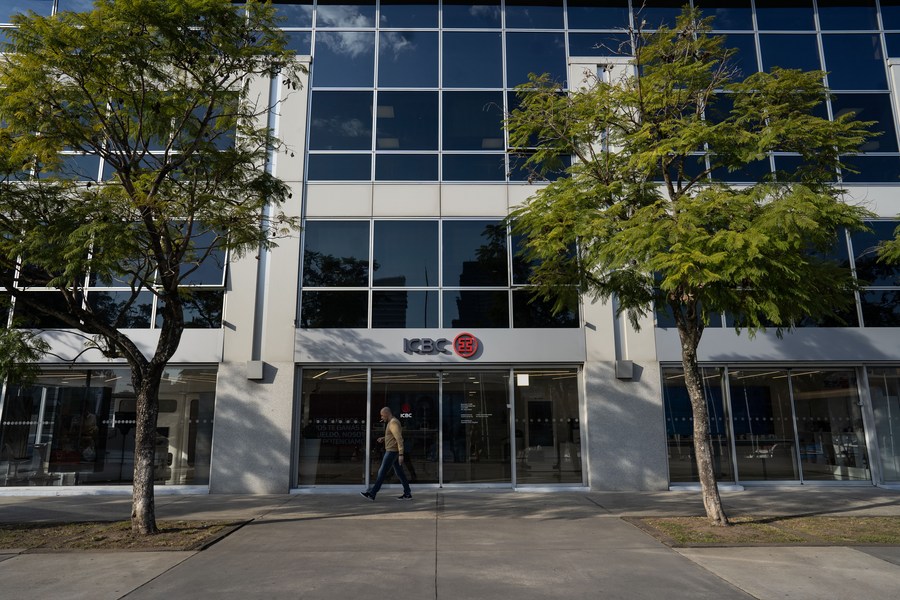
634, 516, 900, 547
0, 520, 242, 551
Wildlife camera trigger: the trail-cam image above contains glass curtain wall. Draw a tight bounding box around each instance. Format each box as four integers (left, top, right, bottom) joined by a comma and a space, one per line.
869, 367, 900, 482
297, 367, 583, 487
0, 367, 216, 487
664, 366, 874, 484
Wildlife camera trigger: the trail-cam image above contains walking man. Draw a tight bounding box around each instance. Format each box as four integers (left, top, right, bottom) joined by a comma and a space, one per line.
361, 407, 412, 501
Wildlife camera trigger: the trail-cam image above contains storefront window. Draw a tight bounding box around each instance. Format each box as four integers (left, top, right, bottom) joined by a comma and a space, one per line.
0, 367, 215, 487
869, 368, 900, 482
663, 367, 734, 483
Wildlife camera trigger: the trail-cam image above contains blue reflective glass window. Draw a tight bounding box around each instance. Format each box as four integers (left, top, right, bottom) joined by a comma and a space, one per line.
759, 34, 820, 72
177, 291, 224, 329
2, 1, 52, 21
568, 32, 631, 56
301, 291, 368, 327
36, 154, 101, 182
442, 0, 501, 28
817, 0, 878, 31
822, 34, 886, 91
442, 220, 508, 287
883, 0, 900, 30
886, 34, 900, 57
754, 0, 814, 31
442, 91, 504, 151
852, 221, 900, 286
88, 291, 154, 329
373, 221, 438, 287
506, 0, 563, 30
773, 155, 838, 182
505, 32, 566, 88
312, 32, 375, 87
375, 154, 438, 180
831, 94, 898, 153
512, 290, 577, 328
307, 154, 372, 180
634, 0, 683, 30
378, 31, 438, 87
316, 1, 376, 27
303, 221, 370, 287
693, 1, 753, 30
718, 34, 758, 81
566, 0, 629, 30
373, 291, 439, 327
508, 153, 570, 182
443, 290, 509, 327
841, 155, 900, 183
376, 91, 438, 150
710, 158, 772, 183
285, 31, 312, 54
442, 154, 506, 181
272, 1, 314, 27
13, 292, 72, 329
179, 228, 226, 286
309, 91, 373, 150
443, 32, 502, 88
378, 0, 438, 28
861, 291, 900, 327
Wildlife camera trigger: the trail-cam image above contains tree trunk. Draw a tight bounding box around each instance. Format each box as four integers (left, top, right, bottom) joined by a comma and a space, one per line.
677, 320, 730, 526
131, 370, 161, 535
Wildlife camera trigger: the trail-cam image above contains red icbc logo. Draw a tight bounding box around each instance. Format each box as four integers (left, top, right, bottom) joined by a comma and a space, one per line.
453, 333, 479, 358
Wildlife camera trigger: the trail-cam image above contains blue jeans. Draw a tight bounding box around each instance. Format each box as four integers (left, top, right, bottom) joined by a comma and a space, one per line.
367, 451, 411, 497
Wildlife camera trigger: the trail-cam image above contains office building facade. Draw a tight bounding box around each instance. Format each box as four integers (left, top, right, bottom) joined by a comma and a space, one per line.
1, 0, 900, 492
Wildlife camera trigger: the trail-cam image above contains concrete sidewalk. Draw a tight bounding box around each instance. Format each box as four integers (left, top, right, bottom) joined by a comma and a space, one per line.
1, 487, 899, 599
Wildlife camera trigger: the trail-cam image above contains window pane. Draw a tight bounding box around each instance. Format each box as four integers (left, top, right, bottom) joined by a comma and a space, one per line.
312, 31, 375, 87
36, 154, 101, 182
180, 228, 226, 286
512, 290, 577, 328
663, 367, 734, 483
634, 0, 683, 30
710, 158, 772, 182
442, 154, 506, 181
442, 32, 502, 88
718, 33, 758, 82
12, 292, 72, 329
309, 91, 373, 150
1, 1, 52, 21
376, 91, 438, 150
883, 0, 900, 30
831, 94, 898, 153
285, 31, 312, 55
514, 369, 582, 484
817, 0, 878, 31
443, 290, 509, 327
568, 32, 631, 56
308, 154, 371, 180
373, 221, 438, 286
375, 154, 438, 180
442, 0, 501, 28
378, 0, 438, 28
505, 32, 567, 88
442, 220, 508, 286
791, 370, 870, 482
822, 34, 886, 91
759, 34, 820, 72
301, 291, 368, 327
852, 221, 900, 286
506, 0, 563, 30
728, 369, 799, 481
773, 155, 838, 182
442, 91, 504, 151
754, 0, 815, 31
373, 291, 438, 327
172, 290, 224, 329
315, 1, 376, 27
299, 369, 368, 485
272, 0, 314, 27
303, 221, 370, 287
868, 368, 900, 482
378, 31, 438, 87
88, 291, 153, 329
566, 0, 629, 30
861, 291, 900, 326
839, 155, 900, 183
693, 1, 753, 30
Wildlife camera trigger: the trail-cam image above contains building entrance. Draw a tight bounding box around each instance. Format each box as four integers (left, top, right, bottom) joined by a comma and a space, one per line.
296, 368, 582, 487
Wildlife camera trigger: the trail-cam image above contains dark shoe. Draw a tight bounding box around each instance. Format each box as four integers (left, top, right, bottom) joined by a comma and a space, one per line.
360, 491, 374, 501
397, 494, 413, 500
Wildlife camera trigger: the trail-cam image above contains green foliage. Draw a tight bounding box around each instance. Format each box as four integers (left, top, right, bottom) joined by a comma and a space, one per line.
0, 328, 50, 385
507, 7, 874, 335
0, 0, 301, 360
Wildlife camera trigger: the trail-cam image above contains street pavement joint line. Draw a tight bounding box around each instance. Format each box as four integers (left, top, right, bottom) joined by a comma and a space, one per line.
116, 549, 197, 600
673, 548, 764, 600
583, 495, 613, 513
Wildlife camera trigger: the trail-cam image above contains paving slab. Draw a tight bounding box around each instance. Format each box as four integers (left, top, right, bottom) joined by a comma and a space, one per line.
858, 546, 900, 567
676, 546, 900, 600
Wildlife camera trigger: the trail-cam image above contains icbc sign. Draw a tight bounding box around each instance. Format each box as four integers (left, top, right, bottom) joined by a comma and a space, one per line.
403, 333, 480, 359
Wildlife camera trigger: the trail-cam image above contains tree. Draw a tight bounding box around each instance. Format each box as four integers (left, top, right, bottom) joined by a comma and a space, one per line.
0, 0, 301, 534
505, 8, 873, 525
